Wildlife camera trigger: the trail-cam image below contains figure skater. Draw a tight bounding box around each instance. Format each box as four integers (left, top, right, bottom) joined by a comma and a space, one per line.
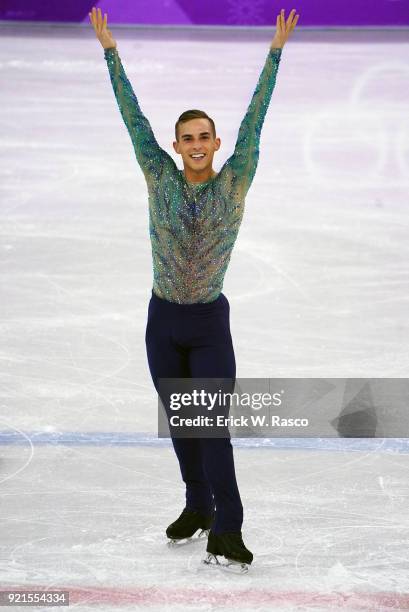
89, 5, 299, 572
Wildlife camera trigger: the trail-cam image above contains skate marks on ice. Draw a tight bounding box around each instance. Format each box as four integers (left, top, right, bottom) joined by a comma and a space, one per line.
227, 44, 409, 378
0, 419, 34, 485
0, 23, 408, 610
1, 27, 408, 394
1, 445, 409, 608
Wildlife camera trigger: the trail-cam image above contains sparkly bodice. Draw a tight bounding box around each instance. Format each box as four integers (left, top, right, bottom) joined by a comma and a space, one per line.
104, 46, 282, 303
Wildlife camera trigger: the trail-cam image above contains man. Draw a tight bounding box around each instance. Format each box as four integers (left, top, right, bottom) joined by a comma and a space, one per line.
90, 5, 299, 572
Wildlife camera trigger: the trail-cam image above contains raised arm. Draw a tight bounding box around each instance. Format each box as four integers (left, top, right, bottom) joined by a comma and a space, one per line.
89, 7, 172, 184
221, 8, 299, 199
223, 47, 282, 198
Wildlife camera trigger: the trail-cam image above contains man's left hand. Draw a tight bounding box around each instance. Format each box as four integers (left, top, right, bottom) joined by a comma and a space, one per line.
271, 8, 300, 49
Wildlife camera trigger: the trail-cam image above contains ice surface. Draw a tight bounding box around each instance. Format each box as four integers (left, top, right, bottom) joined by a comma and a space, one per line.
1, 23, 409, 611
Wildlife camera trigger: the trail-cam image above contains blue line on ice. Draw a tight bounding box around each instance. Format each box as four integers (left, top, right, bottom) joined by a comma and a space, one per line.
0, 432, 408, 453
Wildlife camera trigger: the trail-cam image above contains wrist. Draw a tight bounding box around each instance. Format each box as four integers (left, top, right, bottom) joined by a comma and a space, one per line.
270, 38, 283, 50
103, 46, 117, 57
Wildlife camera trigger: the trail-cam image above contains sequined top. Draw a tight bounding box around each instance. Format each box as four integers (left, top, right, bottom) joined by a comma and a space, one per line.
104, 46, 282, 303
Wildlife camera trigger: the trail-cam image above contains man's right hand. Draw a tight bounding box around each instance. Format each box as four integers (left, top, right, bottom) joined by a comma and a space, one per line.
89, 6, 117, 50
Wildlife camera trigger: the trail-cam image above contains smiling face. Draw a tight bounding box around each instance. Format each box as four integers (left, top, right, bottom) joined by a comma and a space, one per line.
173, 118, 221, 181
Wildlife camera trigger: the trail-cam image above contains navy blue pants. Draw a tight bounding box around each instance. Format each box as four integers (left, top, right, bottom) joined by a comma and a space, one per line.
145, 290, 243, 534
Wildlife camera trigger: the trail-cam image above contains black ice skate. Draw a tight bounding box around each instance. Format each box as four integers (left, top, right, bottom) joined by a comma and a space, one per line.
166, 508, 214, 547
202, 530, 253, 574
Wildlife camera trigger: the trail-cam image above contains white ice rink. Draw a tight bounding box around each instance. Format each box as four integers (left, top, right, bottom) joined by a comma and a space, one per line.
1, 23, 409, 611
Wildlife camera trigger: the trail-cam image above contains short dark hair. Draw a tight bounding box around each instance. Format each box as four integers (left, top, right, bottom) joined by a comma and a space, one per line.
175, 109, 216, 140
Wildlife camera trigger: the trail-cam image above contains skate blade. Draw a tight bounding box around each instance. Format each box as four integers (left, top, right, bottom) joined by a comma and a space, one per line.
201, 552, 249, 574
167, 528, 209, 548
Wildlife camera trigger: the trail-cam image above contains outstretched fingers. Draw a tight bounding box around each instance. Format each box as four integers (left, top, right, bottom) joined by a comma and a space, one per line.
276, 8, 299, 36
89, 7, 98, 31
289, 11, 299, 32
276, 13, 281, 34
97, 7, 103, 30
280, 9, 285, 33
285, 9, 298, 31
89, 6, 108, 33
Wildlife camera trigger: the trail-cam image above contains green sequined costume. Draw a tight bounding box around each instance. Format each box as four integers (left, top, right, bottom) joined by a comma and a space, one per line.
104, 46, 282, 304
